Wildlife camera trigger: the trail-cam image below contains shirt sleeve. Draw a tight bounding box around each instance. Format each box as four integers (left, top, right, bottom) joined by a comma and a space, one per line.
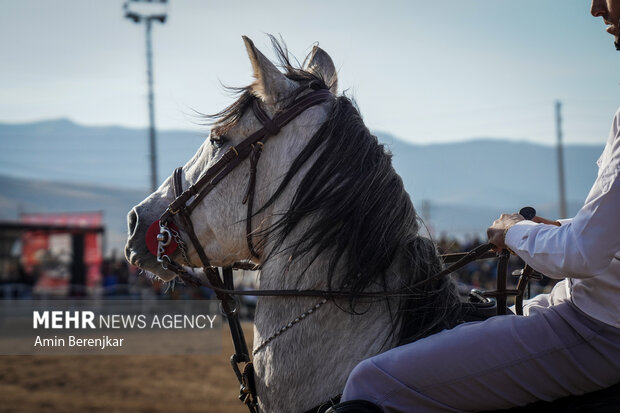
505, 111, 620, 279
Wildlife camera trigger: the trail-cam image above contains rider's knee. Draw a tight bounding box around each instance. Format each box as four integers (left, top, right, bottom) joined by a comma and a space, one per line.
343, 358, 380, 401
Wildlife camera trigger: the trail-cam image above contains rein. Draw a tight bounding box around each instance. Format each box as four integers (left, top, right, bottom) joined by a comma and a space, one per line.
146, 84, 537, 413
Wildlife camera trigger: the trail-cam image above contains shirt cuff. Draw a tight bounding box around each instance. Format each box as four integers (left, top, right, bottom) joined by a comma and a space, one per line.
505, 220, 539, 251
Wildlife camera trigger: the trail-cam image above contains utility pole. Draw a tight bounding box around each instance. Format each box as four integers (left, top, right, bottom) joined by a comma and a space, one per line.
421, 199, 433, 238
124, 0, 168, 192
555, 101, 568, 219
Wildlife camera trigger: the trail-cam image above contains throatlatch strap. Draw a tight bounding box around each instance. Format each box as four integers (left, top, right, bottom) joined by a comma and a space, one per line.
173, 167, 183, 198
222, 267, 250, 361
242, 143, 263, 258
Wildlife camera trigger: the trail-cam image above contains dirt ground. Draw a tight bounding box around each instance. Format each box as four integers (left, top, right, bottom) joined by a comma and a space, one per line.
0, 323, 254, 413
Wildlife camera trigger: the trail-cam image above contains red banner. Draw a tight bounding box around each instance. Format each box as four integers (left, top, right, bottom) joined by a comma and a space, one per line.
21, 212, 103, 292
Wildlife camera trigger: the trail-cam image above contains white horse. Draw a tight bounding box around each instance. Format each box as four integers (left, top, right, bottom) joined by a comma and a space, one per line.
125, 36, 460, 413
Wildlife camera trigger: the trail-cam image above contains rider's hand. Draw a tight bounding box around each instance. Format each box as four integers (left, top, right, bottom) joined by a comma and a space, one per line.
487, 213, 525, 250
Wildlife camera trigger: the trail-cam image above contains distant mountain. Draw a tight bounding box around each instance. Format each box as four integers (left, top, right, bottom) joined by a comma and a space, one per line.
0, 118, 206, 189
0, 119, 605, 253
376, 132, 602, 211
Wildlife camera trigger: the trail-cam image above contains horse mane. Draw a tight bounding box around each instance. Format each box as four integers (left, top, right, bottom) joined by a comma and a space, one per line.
209, 36, 461, 346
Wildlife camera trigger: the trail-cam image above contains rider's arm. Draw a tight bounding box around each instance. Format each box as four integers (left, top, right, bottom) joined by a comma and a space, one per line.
505, 115, 620, 279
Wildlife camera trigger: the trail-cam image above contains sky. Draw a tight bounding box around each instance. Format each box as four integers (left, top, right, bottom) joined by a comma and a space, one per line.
0, 0, 618, 145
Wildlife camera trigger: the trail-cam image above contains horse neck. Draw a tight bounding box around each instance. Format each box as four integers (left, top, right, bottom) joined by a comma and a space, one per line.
252, 220, 407, 413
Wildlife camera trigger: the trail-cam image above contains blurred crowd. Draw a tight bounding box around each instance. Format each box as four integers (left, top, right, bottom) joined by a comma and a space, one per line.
436, 233, 557, 299
0, 253, 259, 318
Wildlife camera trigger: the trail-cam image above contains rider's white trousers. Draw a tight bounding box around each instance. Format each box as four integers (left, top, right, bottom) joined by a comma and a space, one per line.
341, 300, 620, 412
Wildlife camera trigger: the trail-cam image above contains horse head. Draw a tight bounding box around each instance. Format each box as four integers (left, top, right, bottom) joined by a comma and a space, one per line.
125, 36, 338, 281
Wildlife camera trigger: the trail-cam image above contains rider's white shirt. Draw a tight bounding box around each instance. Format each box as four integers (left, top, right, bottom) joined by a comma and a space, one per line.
505, 108, 620, 328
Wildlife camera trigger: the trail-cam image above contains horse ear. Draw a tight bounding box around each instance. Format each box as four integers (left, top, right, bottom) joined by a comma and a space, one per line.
242, 36, 296, 105
304, 45, 338, 94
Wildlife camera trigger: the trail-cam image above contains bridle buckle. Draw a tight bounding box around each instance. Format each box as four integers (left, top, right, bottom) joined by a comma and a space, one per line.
157, 228, 172, 246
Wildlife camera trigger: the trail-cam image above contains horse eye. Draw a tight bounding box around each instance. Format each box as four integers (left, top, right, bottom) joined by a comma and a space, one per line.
210, 134, 227, 147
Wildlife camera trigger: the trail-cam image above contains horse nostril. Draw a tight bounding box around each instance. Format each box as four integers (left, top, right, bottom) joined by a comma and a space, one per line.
127, 208, 139, 237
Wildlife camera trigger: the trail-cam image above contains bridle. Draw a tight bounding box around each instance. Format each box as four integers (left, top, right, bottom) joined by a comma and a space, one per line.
151, 84, 333, 412
145, 83, 540, 413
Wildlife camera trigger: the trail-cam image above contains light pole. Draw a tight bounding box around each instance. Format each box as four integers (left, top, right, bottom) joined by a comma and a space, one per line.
124, 0, 168, 192
555, 101, 567, 219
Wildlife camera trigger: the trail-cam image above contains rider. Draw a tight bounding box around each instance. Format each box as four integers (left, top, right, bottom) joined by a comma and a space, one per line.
329, 1, 620, 412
